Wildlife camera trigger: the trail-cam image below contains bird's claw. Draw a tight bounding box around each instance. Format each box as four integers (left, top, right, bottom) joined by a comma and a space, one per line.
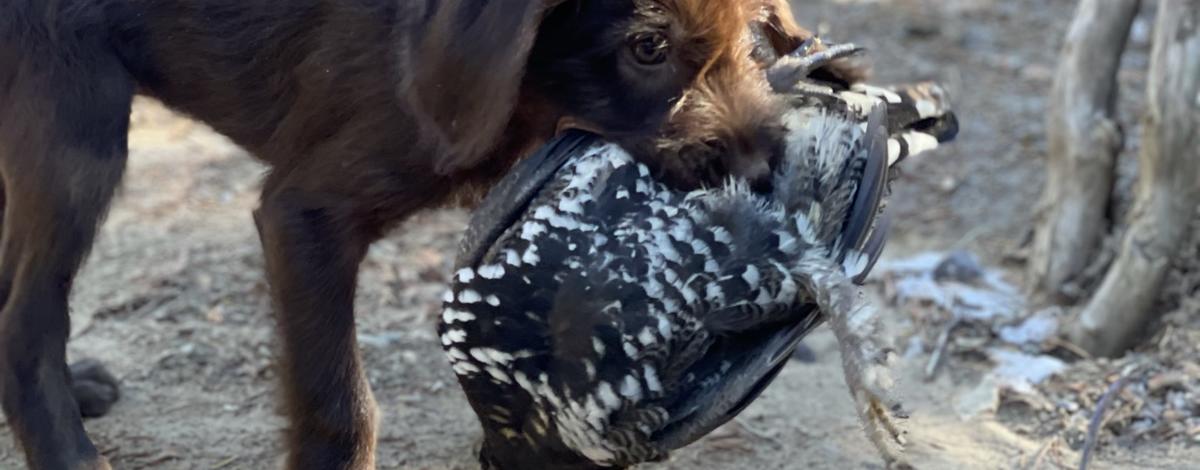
791, 36, 825, 58
841, 344, 911, 469
767, 39, 865, 92
868, 399, 913, 470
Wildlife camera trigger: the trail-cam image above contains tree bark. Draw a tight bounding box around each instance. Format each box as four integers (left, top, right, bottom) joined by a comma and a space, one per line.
1069, 1, 1200, 357
1029, 0, 1140, 297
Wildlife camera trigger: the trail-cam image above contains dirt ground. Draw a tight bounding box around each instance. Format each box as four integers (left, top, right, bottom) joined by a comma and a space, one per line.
2, 0, 1197, 469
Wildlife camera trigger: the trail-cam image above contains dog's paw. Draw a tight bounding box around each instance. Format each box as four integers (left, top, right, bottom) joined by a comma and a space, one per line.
70, 359, 120, 418
75, 455, 114, 470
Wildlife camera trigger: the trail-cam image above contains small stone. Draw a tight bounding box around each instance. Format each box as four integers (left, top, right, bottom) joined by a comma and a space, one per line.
933, 250, 985, 284
955, 375, 1000, 420
904, 19, 942, 39
205, 305, 224, 324
938, 176, 959, 193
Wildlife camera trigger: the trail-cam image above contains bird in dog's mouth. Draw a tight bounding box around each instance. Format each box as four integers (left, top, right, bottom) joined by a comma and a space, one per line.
437, 42, 958, 470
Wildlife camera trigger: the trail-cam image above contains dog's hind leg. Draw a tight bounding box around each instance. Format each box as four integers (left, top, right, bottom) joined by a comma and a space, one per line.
0, 31, 132, 470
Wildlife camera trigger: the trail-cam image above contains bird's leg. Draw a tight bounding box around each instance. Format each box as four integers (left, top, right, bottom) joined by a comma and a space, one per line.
766, 40, 865, 93
795, 259, 911, 469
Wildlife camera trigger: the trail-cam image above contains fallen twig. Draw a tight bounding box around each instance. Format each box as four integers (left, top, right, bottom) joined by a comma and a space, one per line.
142, 452, 180, 466
1045, 337, 1092, 361
925, 317, 961, 381
1079, 368, 1134, 470
1020, 435, 1057, 470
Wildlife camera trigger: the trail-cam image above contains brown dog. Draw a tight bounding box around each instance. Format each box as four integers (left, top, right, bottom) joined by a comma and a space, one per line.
0, 1, 846, 469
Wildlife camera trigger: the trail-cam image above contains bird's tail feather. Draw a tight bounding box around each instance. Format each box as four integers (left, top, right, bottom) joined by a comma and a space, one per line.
840, 103, 890, 264
851, 81, 959, 166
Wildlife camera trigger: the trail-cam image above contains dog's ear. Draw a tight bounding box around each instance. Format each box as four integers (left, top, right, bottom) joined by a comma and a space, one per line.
756, 0, 808, 59
407, 1, 564, 175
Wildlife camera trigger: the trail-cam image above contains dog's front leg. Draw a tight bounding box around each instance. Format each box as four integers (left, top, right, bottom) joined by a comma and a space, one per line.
254, 192, 377, 469
252, 149, 455, 469
253, 172, 385, 470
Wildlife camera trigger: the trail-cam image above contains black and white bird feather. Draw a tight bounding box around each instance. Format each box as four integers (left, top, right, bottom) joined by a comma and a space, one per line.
439, 67, 957, 469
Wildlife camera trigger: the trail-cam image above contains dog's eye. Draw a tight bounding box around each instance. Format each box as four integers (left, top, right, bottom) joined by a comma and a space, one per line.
703, 138, 725, 149
630, 33, 670, 65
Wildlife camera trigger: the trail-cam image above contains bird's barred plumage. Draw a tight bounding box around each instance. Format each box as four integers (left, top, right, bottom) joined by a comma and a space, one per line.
439, 52, 957, 469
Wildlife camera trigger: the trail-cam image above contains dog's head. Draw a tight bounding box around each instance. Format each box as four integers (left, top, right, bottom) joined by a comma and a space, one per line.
613, 0, 873, 192
408, 0, 752, 176
616, 33, 784, 193
525, 0, 749, 136
410, 0, 868, 195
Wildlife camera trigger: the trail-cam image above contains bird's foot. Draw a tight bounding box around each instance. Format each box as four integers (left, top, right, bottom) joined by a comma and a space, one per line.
842, 344, 911, 470
767, 40, 864, 92
805, 265, 911, 469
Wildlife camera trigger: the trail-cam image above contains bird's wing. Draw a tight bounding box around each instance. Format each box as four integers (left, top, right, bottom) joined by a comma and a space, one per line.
840, 103, 890, 267
456, 130, 600, 268
650, 97, 897, 449
651, 313, 821, 451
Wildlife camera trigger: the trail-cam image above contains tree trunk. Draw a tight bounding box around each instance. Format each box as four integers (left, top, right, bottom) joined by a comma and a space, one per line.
1029, 0, 1140, 297
1069, 0, 1200, 357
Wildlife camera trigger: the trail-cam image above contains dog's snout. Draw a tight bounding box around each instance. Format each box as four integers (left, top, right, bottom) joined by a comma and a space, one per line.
745, 164, 774, 194
726, 143, 776, 195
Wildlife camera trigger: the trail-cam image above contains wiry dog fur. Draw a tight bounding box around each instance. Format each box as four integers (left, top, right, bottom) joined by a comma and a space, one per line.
627, 0, 870, 192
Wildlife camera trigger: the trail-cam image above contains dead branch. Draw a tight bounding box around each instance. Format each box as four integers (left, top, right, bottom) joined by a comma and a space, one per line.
1079, 371, 1131, 470
924, 317, 960, 382
1069, 1, 1200, 356
1028, 0, 1140, 296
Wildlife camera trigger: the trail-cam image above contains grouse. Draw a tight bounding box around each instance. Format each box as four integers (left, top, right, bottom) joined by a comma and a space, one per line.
438, 46, 957, 470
